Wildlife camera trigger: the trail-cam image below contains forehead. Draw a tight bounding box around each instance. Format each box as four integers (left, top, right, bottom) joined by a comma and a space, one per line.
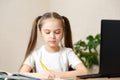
42, 18, 63, 29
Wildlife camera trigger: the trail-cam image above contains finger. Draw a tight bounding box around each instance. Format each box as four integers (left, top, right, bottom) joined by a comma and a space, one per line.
48, 74, 55, 79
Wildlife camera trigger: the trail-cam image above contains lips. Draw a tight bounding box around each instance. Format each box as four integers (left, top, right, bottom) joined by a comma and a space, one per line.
48, 41, 56, 43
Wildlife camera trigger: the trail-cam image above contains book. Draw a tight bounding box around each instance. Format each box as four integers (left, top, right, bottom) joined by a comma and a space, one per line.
0, 70, 41, 80
0, 70, 75, 80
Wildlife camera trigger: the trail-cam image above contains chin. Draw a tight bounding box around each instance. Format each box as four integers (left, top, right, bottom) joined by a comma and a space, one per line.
49, 44, 58, 47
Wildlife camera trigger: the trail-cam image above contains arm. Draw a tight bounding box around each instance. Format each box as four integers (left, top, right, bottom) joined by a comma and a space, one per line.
54, 48, 87, 78
19, 64, 55, 79
19, 64, 42, 78
53, 63, 88, 78
19, 64, 32, 73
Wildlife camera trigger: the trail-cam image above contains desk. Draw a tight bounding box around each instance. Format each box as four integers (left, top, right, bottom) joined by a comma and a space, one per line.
76, 78, 120, 80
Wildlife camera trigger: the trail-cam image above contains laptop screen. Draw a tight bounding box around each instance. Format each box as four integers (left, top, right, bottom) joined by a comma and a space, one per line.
100, 20, 120, 75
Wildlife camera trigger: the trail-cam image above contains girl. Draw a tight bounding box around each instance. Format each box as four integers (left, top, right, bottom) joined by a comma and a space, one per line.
19, 12, 87, 79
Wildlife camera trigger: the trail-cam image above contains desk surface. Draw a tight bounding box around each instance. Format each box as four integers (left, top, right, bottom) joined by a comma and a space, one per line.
76, 78, 120, 80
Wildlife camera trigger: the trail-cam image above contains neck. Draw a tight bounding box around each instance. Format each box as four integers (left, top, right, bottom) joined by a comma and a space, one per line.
45, 45, 60, 53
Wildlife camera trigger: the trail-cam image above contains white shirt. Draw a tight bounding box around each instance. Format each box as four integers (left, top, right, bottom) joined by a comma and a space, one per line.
24, 46, 81, 72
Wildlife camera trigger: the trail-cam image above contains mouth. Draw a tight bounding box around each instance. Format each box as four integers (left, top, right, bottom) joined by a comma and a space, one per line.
48, 41, 56, 44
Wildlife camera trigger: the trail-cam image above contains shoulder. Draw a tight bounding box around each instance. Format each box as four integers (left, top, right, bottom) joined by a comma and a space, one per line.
31, 46, 44, 57
61, 47, 73, 51
61, 47, 72, 52
35, 46, 44, 53
60, 47, 74, 55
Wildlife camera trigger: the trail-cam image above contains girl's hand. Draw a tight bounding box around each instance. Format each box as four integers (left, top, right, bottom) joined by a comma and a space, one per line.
48, 70, 61, 78
40, 70, 56, 79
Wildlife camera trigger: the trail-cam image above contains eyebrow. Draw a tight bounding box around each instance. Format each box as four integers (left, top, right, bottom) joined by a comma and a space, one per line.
44, 29, 62, 31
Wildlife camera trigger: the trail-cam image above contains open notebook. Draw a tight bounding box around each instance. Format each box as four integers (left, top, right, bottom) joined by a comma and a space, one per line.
0, 71, 41, 80
77, 20, 120, 79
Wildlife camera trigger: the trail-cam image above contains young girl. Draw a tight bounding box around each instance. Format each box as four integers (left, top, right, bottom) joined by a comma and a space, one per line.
19, 12, 87, 79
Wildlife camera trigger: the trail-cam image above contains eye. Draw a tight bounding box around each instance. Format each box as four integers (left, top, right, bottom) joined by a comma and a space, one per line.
55, 30, 61, 34
45, 31, 50, 34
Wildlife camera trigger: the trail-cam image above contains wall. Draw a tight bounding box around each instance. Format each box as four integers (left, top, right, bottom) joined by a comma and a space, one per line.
0, 0, 120, 72
0, 0, 50, 72
50, 0, 120, 42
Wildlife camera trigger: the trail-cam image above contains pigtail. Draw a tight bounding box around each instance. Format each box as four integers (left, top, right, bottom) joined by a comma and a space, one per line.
24, 16, 42, 60
19, 16, 41, 71
62, 16, 74, 71
62, 16, 73, 49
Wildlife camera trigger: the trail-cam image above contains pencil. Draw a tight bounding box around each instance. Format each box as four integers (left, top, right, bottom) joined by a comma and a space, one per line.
40, 60, 49, 71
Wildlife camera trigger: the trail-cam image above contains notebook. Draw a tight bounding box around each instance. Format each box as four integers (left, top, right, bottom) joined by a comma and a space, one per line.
77, 20, 120, 79
0, 71, 41, 80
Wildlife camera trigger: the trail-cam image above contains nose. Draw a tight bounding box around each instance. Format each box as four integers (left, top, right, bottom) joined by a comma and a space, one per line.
50, 32, 55, 39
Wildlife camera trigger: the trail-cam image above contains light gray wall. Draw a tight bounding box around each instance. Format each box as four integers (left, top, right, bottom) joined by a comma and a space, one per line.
0, 0, 120, 73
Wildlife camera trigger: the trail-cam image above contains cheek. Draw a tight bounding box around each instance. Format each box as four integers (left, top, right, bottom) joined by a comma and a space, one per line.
41, 33, 48, 40
57, 33, 63, 40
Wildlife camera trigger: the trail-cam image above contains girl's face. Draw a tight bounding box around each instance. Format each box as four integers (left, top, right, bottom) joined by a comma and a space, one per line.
41, 18, 63, 48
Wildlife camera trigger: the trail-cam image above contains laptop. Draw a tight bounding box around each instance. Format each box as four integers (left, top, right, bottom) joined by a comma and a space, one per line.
77, 20, 120, 79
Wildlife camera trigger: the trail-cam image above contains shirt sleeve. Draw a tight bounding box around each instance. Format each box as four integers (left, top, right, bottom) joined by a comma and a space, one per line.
67, 48, 82, 69
24, 51, 36, 69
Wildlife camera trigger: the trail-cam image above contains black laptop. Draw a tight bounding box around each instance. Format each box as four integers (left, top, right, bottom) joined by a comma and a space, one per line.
77, 20, 120, 79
